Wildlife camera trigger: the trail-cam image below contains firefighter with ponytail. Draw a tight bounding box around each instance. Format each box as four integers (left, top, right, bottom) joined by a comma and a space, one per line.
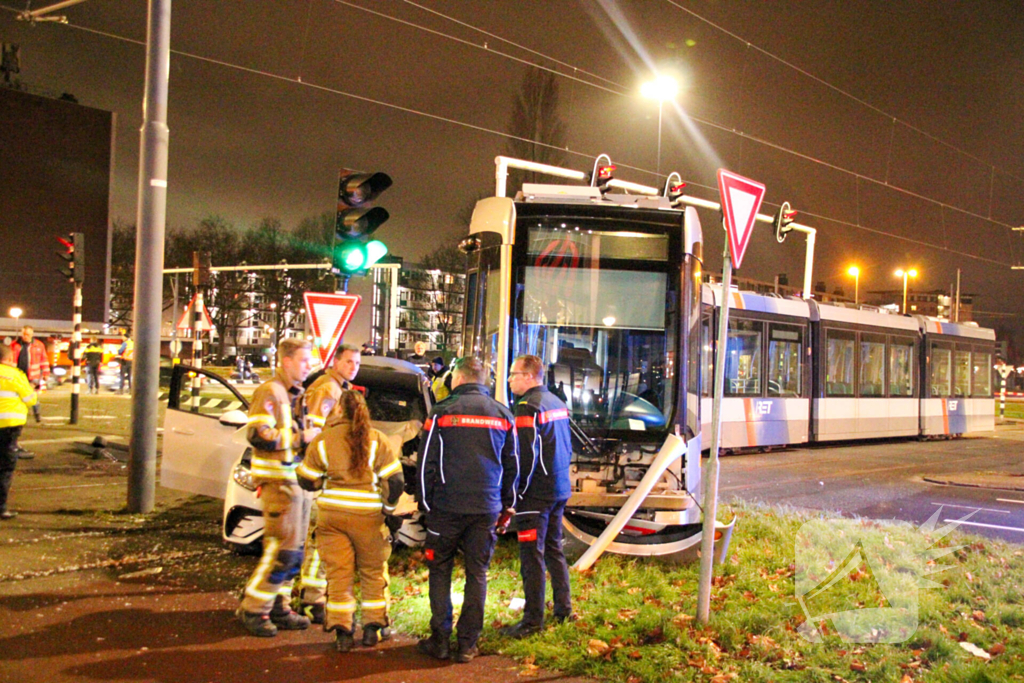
297, 390, 404, 652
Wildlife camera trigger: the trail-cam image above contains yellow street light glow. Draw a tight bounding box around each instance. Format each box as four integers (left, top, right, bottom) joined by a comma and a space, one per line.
908, 269, 918, 278
640, 75, 679, 101
846, 266, 860, 277
9, 307, 23, 319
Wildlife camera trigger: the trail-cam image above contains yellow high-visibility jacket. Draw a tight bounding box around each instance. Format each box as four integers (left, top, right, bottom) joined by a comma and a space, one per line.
0, 364, 38, 429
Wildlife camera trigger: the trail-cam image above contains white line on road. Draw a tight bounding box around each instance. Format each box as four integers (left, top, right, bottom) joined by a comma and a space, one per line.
944, 519, 1024, 533
931, 502, 1010, 514
19, 482, 123, 491
996, 498, 1024, 505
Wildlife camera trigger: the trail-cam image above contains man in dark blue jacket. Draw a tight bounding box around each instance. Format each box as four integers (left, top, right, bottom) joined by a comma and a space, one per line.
502, 354, 574, 638
416, 356, 519, 663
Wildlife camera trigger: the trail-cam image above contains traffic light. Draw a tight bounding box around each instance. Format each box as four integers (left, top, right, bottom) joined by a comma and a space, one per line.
193, 251, 212, 287
774, 201, 797, 243
56, 232, 85, 284
333, 169, 392, 276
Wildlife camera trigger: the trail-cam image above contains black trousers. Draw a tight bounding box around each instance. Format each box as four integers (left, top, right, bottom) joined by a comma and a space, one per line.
0, 426, 19, 513
424, 509, 498, 649
515, 498, 572, 627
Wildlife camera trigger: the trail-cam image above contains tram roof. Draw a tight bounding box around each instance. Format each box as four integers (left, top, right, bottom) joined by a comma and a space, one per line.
811, 301, 920, 331
703, 284, 812, 319
916, 317, 995, 341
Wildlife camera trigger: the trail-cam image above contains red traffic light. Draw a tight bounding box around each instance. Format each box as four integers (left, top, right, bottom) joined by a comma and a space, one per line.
57, 236, 73, 250
597, 164, 616, 180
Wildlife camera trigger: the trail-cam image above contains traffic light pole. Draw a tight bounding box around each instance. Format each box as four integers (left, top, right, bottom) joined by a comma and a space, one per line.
190, 288, 205, 413
69, 282, 82, 425
127, 0, 171, 514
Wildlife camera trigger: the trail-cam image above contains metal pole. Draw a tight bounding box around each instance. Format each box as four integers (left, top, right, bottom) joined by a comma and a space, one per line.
697, 245, 733, 624
854, 273, 859, 306
127, 0, 171, 514
69, 283, 82, 424
170, 274, 179, 362
190, 289, 204, 412
902, 274, 908, 314
656, 99, 663, 177
954, 268, 961, 323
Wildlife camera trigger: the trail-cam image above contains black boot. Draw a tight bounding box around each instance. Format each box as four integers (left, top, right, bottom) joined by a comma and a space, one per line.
362, 623, 391, 647
417, 631, 450, 660
270, 595, 310, 630
335, 628, 355, 653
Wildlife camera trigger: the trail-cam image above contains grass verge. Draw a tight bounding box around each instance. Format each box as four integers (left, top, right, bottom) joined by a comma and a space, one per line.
389, 503, 1024, 682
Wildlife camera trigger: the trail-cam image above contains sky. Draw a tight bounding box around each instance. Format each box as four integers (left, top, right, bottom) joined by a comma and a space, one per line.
2, 0, 1023, 333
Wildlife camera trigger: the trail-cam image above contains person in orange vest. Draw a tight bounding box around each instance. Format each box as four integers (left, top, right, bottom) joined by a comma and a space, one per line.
10, 326, 48, 459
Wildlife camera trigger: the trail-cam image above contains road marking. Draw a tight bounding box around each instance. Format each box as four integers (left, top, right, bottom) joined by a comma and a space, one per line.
930, 502, 1010, 514
996, 498, 1024, 505
944, 519, 1024, 534
20, 435, 126, 446
19, 482, 123, 491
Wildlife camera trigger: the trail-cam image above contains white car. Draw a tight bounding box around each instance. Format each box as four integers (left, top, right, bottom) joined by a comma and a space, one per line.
161, 356, 432, 553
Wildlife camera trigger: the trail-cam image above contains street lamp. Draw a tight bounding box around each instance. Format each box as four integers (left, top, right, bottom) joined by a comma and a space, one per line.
846, 266, 860, 306
640, 75, 679, 176
9, 307, 23, 324
894, 268, 918, 314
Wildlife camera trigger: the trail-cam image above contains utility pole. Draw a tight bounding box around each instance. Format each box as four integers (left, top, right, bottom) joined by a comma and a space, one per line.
127, 0, 172, 514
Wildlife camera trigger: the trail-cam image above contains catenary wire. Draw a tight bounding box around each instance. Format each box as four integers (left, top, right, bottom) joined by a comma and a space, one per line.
8, 6, 1018, 268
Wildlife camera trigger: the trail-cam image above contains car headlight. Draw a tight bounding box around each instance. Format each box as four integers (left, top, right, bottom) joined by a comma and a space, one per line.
232, 462, 258, 492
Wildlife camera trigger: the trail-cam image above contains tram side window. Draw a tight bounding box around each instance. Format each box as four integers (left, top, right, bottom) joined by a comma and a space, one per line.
972, 350, 992, 397
889, 337, 915, 397
954, 349, 971, 397
930, 345, 952, 397
825, 330, 855, 397
701, 314, 712, 397
767, 324, 802, 397
725, 319, 761, 396
859, 334, 886, 397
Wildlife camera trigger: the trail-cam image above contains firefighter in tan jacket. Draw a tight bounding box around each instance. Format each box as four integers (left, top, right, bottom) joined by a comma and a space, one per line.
298, 390, 404, 653
237, 338, 320, 637
297, 343, 362, 623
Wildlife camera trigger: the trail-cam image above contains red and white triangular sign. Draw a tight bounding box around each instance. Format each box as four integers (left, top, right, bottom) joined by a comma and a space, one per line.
304, 292, 361, 366
717, 169, 766, 270
175, 293, 215, 333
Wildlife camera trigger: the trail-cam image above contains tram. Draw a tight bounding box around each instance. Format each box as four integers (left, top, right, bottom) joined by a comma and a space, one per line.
699, 286, 996, 451
458, 156, 733, 560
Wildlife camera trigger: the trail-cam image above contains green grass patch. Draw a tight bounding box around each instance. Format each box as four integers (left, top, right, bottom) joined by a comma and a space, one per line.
1001, 401, 1024, 421
388, 504, 1024, 681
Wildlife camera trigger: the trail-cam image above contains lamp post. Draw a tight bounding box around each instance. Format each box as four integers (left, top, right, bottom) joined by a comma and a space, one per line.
846, 266, 860, 306
640, 75, 679, 177
894, 268, 918, 314
9, 307, 23, 325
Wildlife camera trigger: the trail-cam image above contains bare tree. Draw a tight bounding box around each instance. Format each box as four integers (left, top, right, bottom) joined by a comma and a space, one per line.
503, 66, 569, 193
419, 239, 467, 353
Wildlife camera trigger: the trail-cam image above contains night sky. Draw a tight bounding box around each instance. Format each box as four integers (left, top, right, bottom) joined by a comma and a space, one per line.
2, 1, 1022, 336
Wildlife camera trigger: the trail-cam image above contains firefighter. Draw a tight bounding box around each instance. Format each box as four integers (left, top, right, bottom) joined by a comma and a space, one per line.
416, 356, 519, 664
0, 344, 37, 520
10, 326, 47, 431
237, 338, 319, 637
297, 390, 404, 652
296, 343, 362, 623
502, 354, 574, 638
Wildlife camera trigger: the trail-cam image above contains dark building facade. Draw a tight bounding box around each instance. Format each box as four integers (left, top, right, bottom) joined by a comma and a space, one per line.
0, 87, 113, 324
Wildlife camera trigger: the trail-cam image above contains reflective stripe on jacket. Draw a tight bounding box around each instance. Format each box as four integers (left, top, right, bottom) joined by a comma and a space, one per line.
298, 417, 403, 515
417, 382, 519, 515
0, 364, 38, 428
514, 385, 572, 502
246, 368, 306, 484
304, 369, 352, 428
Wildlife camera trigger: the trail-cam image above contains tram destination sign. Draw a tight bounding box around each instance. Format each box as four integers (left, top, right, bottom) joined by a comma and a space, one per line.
716, 169, 766, 269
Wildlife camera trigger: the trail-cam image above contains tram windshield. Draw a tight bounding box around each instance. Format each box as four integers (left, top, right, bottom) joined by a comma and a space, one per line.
513, 221, 676, 433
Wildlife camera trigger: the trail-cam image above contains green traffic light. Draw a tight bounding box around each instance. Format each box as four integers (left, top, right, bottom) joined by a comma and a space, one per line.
365, 239, 388, 267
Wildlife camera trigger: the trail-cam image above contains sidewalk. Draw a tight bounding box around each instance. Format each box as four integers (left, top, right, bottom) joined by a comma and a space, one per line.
0, 388, 588, 683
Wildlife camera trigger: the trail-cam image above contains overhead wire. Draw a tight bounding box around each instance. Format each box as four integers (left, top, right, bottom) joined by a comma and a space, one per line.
8, 1, 1019, 267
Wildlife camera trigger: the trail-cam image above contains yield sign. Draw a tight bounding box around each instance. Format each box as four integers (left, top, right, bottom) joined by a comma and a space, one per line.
304, 292, 361, 366
717, 169, 766, 270
176, 293, 214, 333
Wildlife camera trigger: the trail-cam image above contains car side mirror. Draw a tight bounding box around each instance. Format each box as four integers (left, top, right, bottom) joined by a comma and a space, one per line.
219, 410, 248, 428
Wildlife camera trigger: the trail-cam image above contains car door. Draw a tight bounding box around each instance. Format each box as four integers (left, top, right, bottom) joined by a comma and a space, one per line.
162, 364, 250, 499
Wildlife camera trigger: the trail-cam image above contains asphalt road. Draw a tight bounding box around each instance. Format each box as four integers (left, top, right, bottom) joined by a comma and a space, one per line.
719, 424, 1024, 543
